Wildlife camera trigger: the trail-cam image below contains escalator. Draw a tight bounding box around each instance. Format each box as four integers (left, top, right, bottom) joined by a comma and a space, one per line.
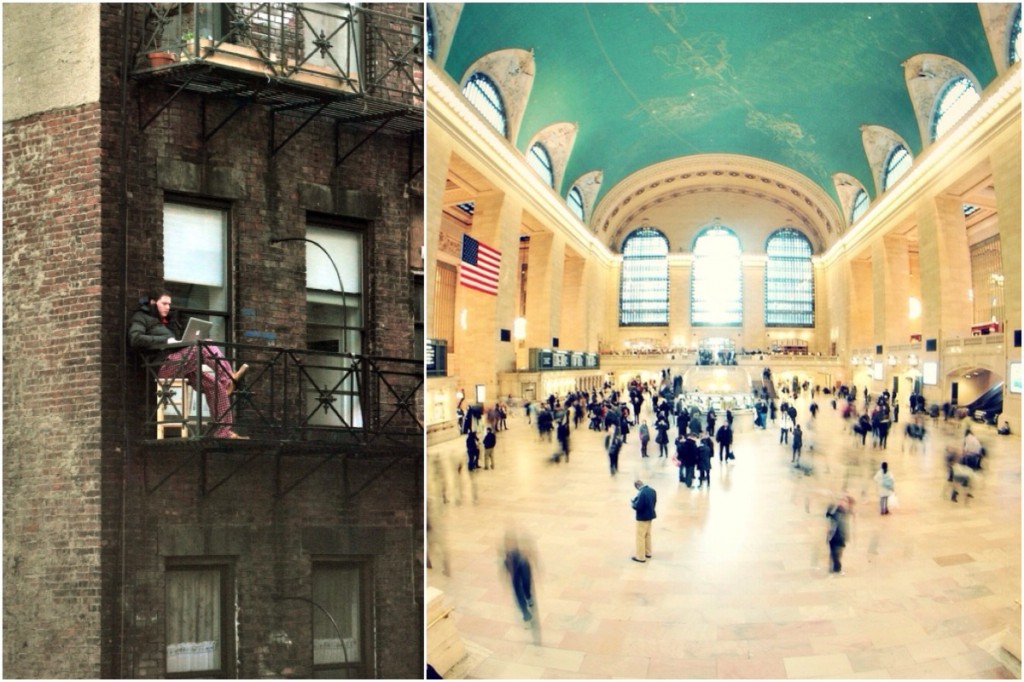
965, 382, 1003, 424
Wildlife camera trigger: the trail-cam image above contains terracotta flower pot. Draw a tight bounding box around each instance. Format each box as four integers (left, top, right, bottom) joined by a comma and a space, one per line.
147, 50, 178, 67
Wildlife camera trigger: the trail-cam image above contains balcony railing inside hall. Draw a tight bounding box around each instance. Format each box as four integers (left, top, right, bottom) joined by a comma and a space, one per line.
136, 2, 423, 106
144, 340, 423, 447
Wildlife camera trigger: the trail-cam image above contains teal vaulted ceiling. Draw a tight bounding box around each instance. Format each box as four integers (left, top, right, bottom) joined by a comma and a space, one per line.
439, 3, 1000, 252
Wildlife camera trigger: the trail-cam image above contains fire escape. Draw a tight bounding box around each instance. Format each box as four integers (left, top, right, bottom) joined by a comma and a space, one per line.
130, 3, 423, 499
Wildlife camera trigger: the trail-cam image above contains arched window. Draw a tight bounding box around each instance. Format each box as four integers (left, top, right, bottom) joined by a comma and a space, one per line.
932, 76, 980, 139
462, 72, 507, 136
1011, 6, 1022, 64
691, 225, 742, 326
764, 228, 814, 327
881, 144, 912, 191
619, 227, 669, 326
527, 142, 555, 187
566, 186, 585, 221
850, 189, 869, 223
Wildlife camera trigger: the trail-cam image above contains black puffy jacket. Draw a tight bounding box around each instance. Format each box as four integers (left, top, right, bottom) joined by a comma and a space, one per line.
128, 302, 185, 363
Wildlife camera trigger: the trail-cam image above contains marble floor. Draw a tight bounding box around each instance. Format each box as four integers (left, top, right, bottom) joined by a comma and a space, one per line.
426, 392, 1021, 679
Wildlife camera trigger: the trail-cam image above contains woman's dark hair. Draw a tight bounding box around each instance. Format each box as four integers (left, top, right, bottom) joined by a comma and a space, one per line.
147, 286, 172, 302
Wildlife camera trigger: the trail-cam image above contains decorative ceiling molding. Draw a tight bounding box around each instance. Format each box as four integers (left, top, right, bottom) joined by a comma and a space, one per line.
977, 3, 1019, 74
592, 154, 842, 253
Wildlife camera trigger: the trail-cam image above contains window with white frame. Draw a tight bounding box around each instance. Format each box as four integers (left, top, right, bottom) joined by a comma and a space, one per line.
462, 72, 507, 136
306, 225, 364, 428
312, 562, 368, 679
619, 227, 669, 326
881, 144, 912, 191
764, 228, 814, 327
527, 142, 555, 187
932, 76, 980, 139
567, 186, 585, 221
691, 225, 742, 326
165, 561, 234, 677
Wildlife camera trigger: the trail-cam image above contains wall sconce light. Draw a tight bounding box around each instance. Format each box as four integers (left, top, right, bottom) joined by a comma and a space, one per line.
851, 356, 859, 366
908, 353, 918, 366
887, 354, 897, 366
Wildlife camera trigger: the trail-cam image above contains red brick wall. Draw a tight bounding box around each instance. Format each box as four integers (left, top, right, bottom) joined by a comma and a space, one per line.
2, 102, 106, 677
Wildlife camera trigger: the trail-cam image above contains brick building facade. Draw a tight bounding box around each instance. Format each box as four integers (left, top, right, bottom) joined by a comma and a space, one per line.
4, 4, 424, 677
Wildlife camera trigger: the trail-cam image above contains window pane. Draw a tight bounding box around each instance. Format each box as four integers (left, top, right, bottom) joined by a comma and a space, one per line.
528, 143, 554, 187
567, 186, 584, 221
691, 226, 742, 326
933, 77, 980, 139
462, 72, 507, 136
882, 145, 912, 190
619, 227, 669, 326
307, 227, 362, 294
850, 189, 869, 223
166, 569, 222, 674
313, 565, 362, 672
765, 228, 814, 327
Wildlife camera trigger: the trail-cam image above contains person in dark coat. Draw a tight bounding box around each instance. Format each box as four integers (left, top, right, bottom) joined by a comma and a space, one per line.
482, 427, 497, 469
606, 429, 623, 475
465, 430, 481, 471
791, 424, 803, 464
825, 495, 853, 574
631, 479, 657, 562
556, 419, 571, 462
679, 433, 698, 487
129, 287, 247, 439
654, 417, 670, 457
715, 424, 733, 462
696, 436, 713, 488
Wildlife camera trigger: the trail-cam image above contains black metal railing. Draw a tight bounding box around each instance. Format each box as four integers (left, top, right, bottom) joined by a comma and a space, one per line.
136, 3, 423, 106
144, 340, 422, 446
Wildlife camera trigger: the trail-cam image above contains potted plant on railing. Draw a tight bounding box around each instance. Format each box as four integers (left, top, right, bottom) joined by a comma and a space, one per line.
146, 48, 178, 67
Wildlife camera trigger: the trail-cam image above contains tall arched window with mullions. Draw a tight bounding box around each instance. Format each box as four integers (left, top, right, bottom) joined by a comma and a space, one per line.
566, 186, 585, 221
690, 225, 742, 326
527, 142, 555, 187
932, 76, 980, 140
462, 72, 507, 137
619, 227, 669, 326
881, 143, 912, 191
764, 228, 814, 327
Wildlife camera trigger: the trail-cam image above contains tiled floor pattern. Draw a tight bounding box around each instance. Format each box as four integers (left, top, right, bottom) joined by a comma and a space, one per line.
427, 393, 1021, 679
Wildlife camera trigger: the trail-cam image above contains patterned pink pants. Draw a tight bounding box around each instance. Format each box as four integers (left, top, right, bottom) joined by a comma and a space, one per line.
157, 344, 235, 437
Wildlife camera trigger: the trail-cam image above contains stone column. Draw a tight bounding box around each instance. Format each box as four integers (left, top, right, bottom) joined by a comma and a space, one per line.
872, 235, 910, 347
523, 230, 565, 350
453, 191, 521, 404
917, 195, 972, 341
847, 258, 874, 350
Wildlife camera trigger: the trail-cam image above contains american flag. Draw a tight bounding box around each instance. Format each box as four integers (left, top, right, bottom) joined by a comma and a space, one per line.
459, 234, 501, 295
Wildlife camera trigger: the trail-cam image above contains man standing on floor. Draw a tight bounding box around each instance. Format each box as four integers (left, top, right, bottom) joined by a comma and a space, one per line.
631, 479, 657, 563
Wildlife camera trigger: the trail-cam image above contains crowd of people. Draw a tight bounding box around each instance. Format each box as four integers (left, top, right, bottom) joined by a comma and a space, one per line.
428, 367, 1005, 644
